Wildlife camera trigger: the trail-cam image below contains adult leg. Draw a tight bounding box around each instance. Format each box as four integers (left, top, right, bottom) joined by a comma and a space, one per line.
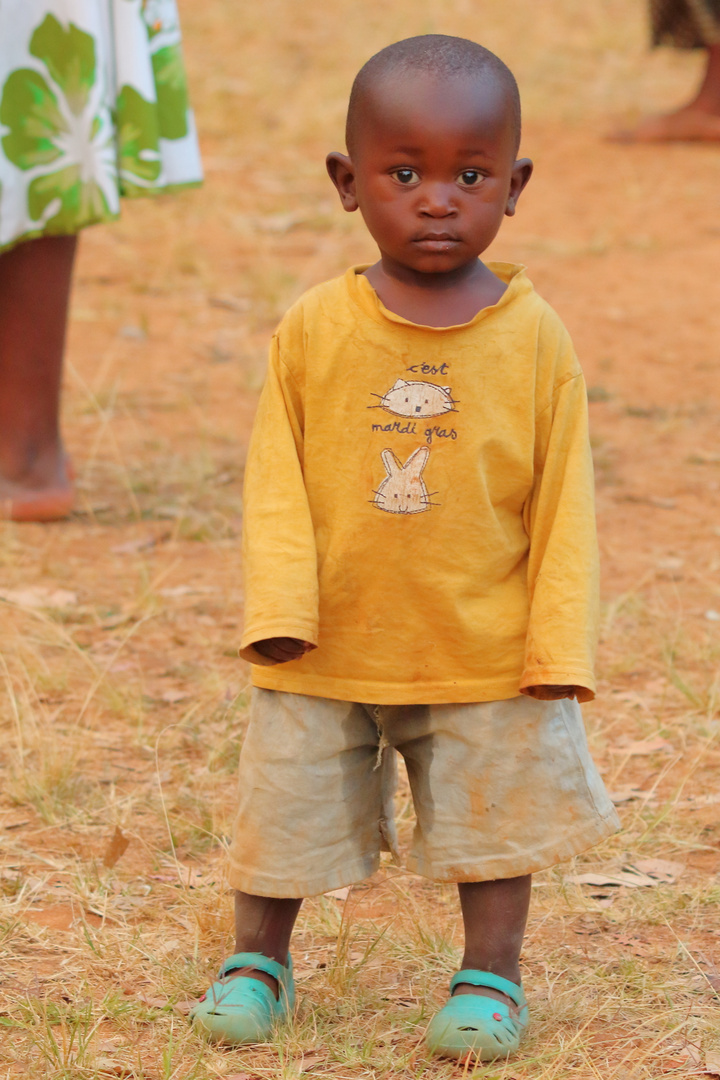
613, 44, 720, 141
688, 42, 720, 112
0, 234, 77, 520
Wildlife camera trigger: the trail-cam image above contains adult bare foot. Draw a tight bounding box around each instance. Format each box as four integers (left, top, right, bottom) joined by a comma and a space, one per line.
0, 453, 75, 522
610, 43, 720, 143
610, 106, 720, 143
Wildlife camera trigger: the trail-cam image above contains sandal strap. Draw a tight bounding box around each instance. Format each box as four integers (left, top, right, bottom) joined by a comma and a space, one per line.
449, 969, 526, 1007
218, 951, 289, 983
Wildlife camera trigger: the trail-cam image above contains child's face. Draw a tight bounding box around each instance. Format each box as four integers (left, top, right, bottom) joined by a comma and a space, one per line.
328, 73, 531, 278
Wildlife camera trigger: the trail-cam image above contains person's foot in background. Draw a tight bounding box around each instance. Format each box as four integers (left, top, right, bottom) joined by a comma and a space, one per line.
611, 43, 720, 141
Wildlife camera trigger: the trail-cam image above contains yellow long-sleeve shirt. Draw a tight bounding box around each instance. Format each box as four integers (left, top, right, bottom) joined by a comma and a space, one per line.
239, 263, 599, 705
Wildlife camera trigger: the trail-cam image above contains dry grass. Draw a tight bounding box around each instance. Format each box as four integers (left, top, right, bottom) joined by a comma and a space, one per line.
2, 0, 720, 1076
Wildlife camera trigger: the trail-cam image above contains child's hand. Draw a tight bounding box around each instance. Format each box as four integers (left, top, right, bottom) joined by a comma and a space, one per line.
253, 637, 314, 663
524, 684, 578, 700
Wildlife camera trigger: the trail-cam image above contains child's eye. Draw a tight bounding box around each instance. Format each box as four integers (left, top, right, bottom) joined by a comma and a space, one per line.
392, 168, 420, 185
458, 170, 483, 187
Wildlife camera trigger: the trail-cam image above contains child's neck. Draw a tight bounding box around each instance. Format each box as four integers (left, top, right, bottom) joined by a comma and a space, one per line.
363, 258, 507, 327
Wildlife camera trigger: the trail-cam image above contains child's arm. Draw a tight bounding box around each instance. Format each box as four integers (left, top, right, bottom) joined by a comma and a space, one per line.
238, 331, 320, 667
520, 346, 599, 703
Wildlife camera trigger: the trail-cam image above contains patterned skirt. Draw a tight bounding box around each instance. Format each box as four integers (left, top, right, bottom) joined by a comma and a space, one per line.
651, 0, 720, 47
0, 0, 203, 253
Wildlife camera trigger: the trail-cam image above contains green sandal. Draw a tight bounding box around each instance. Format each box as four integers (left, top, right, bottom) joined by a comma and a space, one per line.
425, 969, 528, 1060
190, 951, 295, 1045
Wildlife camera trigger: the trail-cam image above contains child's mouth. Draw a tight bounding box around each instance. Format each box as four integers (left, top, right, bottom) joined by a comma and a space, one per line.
413, 234, 461, 252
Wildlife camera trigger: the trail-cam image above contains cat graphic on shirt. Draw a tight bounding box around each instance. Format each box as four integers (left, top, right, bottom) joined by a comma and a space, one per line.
370, 378, 457, 419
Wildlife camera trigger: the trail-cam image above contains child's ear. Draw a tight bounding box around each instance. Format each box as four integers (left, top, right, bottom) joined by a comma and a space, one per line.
505, 157, 533, 217
326, 152, 359, 212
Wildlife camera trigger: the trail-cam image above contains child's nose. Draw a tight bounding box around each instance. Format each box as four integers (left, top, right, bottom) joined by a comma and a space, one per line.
419, 183, 456, 216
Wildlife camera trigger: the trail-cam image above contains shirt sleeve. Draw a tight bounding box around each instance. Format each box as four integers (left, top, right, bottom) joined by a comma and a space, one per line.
238, 334, 319, 666
520, 370, 599, 702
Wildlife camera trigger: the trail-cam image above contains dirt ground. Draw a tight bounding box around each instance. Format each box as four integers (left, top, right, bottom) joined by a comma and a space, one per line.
2, 1, 720, 1077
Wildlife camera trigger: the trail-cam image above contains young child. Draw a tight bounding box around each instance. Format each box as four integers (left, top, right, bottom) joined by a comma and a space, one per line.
191, 34, 619, 1061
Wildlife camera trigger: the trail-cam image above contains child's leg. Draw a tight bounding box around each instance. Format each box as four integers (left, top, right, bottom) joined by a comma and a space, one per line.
230, 890, 303, 996
423, 874, 532, 1059
190, 890, 301, 1043
0, 235, 77, 518
455, 875, 531, 1003
391, 697, 618, 1058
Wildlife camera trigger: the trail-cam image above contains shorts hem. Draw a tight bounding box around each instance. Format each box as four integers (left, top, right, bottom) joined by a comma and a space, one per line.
407, 809, 621, 883
226, 854, 380, 899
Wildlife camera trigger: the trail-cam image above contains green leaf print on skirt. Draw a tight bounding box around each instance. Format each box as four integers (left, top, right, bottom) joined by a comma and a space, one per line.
30, 12, 95, 116
0, 14, 114, 231
0, 69, 67, 170
152, 44, 189, 140
0, 0, 202, 251
116, 84, 162, 193
28, 162, 110, 230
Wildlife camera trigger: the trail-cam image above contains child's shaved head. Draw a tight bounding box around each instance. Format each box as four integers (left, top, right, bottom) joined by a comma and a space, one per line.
346, 35, 521, 158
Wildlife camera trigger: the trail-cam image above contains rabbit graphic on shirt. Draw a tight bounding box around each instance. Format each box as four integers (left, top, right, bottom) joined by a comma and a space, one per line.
372, 446, 435, 515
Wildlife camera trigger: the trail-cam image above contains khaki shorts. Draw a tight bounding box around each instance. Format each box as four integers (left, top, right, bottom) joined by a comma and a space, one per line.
227, 689, 619, 898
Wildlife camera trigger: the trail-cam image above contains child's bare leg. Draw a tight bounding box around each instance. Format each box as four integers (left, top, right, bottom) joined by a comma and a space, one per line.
0, 235, 77, 518
229, 890, 302, 997
455, 875, 531, 1005
612, 44, 720, 142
